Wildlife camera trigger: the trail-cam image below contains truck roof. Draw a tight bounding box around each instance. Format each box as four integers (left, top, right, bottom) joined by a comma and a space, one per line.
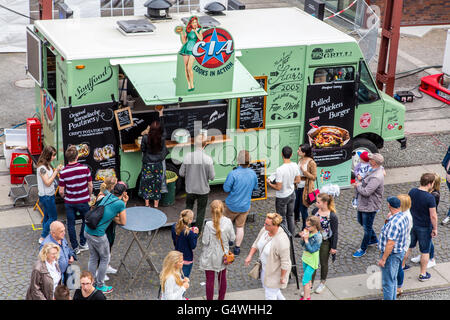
34, 7, 356, 61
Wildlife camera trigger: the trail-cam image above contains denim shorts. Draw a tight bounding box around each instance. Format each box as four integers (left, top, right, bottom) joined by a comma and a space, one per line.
409, 225, 432, 254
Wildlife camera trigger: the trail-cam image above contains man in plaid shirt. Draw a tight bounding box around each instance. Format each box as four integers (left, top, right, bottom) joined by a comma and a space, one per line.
378, 196, 410, 300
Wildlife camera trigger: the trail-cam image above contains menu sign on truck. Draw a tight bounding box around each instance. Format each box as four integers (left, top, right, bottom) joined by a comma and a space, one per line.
61, 102, 120, 190
304, 81, 356, 167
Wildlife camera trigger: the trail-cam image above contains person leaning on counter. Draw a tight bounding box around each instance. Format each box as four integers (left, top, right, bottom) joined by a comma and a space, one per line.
138, 106, 169, 208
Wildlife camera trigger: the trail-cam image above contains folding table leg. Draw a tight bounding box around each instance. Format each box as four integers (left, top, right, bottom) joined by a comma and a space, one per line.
126, 230, 159, 291
118, 235, 137, 277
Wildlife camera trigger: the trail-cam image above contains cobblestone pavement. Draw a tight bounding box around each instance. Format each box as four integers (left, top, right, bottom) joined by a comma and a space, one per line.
382, 134, 450, 169
1, 181, 448, 300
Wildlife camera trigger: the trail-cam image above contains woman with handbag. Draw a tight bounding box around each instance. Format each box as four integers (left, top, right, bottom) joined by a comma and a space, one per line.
171, 209, 199, 278
244, 213, 292, 300
199, 200, 236, 300
294, 143, 317, 231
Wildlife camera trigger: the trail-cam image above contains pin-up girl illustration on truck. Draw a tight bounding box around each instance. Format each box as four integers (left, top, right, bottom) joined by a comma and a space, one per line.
176, 16, 203, 92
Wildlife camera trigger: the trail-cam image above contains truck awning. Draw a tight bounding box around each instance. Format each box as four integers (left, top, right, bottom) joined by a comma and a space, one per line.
118, 58, 267, 105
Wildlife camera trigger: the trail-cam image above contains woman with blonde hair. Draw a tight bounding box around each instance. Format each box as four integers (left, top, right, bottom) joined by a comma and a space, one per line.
160, 251, 189, 300
396, 194, 413, 296
244, 213, 291, 300
199, 200, 236, 300
26, 243, 62, 300
310, 193, 339, 294
171, 209, 199, 278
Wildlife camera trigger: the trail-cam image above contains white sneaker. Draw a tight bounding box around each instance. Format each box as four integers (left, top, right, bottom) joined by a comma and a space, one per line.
315, 283, 326, 294
79, 243, 89, 252
411, 255, 421, 263
106, 265, 117, 274
427, 259, 436, 269
442, 216, 450, 225
96, 272, 109, 281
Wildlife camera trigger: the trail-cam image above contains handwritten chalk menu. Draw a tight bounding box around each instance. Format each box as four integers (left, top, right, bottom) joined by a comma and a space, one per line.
120, 105, 228, 145
250, 160, 267, 201
304, 81, 355, 167
164, 105, 228, 138
114, 106, 134, 130
61, 102, 120, 190
237, 76, 267, 130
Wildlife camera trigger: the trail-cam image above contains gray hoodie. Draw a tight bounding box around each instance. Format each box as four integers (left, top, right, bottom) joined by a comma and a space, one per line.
356, 166, 384, 212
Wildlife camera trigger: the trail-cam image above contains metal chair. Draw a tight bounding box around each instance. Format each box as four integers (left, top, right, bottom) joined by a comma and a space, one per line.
9, 174, 38, 206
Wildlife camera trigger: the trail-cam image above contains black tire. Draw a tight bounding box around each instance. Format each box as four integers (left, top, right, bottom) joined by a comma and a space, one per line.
352, 137, 378, 172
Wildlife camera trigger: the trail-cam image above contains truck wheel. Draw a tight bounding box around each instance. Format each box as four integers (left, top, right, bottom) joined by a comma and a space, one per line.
352, 138, 378, 172
166, 161, 185, 195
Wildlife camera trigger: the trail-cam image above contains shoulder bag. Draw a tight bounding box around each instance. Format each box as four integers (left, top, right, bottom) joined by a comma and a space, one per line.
248, 235, 273, 280
85, 194, 119, 230
219, 234, 235, 265
307, 178, 320, 205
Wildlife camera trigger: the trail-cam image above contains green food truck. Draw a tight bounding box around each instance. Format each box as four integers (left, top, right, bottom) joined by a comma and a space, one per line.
26, 7, 406, 194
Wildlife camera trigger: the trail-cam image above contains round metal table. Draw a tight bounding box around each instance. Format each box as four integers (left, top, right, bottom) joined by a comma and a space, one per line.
118, 207, 167, 290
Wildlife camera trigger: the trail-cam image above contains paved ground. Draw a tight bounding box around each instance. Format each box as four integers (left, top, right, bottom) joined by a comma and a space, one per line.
1, 180, 448, 300
0, 0, 449, 301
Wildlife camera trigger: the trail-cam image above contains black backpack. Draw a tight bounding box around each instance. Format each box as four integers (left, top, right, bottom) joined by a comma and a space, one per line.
85, 194, 119, 230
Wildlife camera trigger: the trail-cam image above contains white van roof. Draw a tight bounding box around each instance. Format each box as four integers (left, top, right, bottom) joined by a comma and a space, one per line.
34, 7, 356, 60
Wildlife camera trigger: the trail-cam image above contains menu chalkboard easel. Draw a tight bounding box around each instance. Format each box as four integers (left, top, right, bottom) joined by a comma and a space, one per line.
250, 160, 267, 201
237, 76, 267, 131
114, 106, 134, 130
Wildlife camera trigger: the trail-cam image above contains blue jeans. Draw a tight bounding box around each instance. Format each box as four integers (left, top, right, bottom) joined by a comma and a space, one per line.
357, 211, 378, 251
397, 258, 404, 288
40, 195, 58, 238
182, 264, 193, 279
294, 188, 309, 230
447, 181, 450, 217
65, 202, 89, 249
381, 251, 404, 300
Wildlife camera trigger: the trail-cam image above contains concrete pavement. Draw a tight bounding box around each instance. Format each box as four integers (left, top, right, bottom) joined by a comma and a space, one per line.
192, 262, 450, 300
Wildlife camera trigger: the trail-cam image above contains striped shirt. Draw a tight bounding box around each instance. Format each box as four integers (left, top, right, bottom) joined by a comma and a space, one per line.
378, 211, 410, 254
59, 163, 92, 204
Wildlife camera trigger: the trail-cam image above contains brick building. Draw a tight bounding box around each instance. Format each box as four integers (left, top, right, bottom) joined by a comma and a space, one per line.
367, 0, 450, 26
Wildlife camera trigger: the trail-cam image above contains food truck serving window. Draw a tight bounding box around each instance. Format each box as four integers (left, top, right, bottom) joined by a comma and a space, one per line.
313, 66, 355, 83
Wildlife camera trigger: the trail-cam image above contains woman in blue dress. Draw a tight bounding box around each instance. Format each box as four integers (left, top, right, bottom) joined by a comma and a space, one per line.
178, 16, 203, 91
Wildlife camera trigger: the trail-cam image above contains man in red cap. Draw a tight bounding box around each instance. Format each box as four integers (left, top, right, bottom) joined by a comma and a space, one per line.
351, 151, 371, 208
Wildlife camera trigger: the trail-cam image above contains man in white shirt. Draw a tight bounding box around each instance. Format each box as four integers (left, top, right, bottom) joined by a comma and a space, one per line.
268, 146, 301, 236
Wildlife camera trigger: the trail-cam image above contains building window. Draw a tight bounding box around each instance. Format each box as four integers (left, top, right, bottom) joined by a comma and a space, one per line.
100, 0, 134, 17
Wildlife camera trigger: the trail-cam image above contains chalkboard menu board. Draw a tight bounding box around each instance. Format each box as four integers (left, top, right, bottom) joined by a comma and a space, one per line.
114, 106, 134, 130
61, 102, 120, 190
120, 104, 228, 144
250, 160, 267, 201
237, 76, 267, 130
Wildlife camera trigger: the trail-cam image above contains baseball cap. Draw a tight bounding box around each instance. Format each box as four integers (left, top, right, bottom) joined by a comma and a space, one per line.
368, 153, 384, 165
113, 181, 128, 196
359, 151, 369, 162
387, 196, 401, 209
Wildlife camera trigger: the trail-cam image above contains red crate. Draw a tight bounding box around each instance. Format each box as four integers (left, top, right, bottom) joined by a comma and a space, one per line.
11, 174, 26, 184
27, 118, 43, 155
10, 153, 33, 176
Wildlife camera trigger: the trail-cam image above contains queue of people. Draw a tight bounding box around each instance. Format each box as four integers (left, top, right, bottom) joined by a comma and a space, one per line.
27, 122, 449, 301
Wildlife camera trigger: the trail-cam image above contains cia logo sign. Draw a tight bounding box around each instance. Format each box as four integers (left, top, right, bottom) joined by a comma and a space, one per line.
192, 28, 234, 69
